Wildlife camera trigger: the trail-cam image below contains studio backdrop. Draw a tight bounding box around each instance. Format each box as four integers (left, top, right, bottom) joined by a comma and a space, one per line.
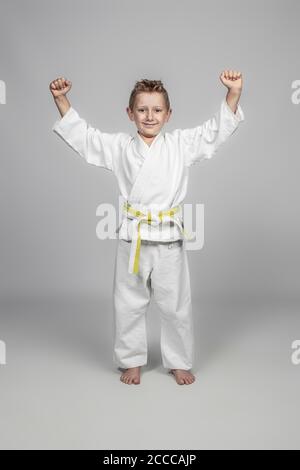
0, 0, 299, 451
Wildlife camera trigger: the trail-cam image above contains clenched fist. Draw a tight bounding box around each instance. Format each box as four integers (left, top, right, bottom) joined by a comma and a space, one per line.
219, 70, 243, 91
49, 77, 72, 98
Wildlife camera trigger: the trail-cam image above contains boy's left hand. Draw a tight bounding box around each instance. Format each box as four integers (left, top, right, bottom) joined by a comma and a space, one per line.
219, 70, 243, 92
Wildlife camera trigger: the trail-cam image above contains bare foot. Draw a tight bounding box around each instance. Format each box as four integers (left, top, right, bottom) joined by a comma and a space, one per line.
169, 369, 195, 385
120, 366, 141, 385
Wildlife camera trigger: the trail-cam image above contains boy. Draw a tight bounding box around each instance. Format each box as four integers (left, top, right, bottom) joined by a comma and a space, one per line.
50, 71, 244, 385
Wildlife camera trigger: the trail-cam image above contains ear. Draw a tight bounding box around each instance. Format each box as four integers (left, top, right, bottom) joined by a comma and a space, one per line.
126, 107, 134, 120
165, 108, 172, 122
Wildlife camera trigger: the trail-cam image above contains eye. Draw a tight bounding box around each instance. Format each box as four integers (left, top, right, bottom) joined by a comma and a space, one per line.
137, 109, 162, 112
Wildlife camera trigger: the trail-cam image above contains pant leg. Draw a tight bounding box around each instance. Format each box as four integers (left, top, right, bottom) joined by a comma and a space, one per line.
112, 239, 152, 368
151, 241, 195, 370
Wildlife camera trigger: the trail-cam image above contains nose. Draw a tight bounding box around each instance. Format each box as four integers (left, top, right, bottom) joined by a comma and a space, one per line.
146, 112, 154, 121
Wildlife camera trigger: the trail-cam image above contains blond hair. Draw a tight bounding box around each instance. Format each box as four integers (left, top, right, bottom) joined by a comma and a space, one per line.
128, 79, 170, 111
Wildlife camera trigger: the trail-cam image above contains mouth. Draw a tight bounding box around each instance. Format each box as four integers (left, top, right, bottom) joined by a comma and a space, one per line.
143, 123, 157, 127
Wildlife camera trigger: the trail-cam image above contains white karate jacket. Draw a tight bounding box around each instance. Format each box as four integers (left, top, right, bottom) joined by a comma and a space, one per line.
52, 97, 245, 242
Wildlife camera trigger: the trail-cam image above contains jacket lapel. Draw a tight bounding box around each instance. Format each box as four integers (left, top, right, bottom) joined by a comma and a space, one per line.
135, 129, 163, 159
129, 130, 164, 202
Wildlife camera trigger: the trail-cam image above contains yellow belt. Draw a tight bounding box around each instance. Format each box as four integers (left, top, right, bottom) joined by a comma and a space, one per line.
123, 201, 192, 274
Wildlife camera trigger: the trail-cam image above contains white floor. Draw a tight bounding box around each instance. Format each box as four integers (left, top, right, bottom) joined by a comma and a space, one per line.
0, 294, 299, 450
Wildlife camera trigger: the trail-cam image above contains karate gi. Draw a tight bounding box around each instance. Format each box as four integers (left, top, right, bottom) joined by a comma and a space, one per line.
52, 97, 245, 370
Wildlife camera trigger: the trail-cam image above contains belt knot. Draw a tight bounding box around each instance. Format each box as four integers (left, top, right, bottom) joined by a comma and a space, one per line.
122, 201, 192, 274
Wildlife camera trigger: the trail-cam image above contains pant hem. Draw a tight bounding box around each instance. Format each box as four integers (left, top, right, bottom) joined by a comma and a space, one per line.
164, 365, 193, 371
114, 360, 147, 369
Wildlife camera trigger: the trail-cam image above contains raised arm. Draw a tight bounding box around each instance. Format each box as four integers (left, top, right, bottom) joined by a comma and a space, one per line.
50, 77, 72, 117
221, 70, 243, 114
174, 70, 245, 167
49, 77, 128, 172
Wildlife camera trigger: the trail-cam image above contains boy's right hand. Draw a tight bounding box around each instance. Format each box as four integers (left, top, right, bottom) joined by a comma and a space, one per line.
49, 77, 72, 98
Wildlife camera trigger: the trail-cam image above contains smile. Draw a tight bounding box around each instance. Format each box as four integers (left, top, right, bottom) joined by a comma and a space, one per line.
143, 123, 157, 127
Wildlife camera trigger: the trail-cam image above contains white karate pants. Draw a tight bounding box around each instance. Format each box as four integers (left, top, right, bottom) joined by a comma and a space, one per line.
112, 238, 195, 370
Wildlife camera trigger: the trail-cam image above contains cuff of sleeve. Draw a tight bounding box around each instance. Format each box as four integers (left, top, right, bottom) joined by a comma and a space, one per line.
222, 97, 245, 125
52, 106, 79, 134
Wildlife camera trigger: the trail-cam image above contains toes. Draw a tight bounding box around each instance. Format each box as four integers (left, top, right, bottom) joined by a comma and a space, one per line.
169, 370, 196, 384
182, 374, 194, 384
120, 373, 140, 384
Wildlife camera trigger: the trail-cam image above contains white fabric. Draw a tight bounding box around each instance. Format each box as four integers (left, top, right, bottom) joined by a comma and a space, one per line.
52, 98, 244, 370
112, 238, 194, 370
52, 97, 245, 242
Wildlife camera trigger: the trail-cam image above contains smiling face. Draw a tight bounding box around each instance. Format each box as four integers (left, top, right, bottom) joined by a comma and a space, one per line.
126, 92, 172, 145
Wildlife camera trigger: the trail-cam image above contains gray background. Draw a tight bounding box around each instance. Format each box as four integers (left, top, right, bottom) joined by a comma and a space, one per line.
1, 0, 300, 450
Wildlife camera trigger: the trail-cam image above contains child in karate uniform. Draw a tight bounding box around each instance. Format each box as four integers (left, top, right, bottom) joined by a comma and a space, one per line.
50, 71, 244, 385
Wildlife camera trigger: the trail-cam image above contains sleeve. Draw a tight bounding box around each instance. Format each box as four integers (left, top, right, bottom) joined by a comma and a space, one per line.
52, 106, 127, 172
175, 97, 245, 167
